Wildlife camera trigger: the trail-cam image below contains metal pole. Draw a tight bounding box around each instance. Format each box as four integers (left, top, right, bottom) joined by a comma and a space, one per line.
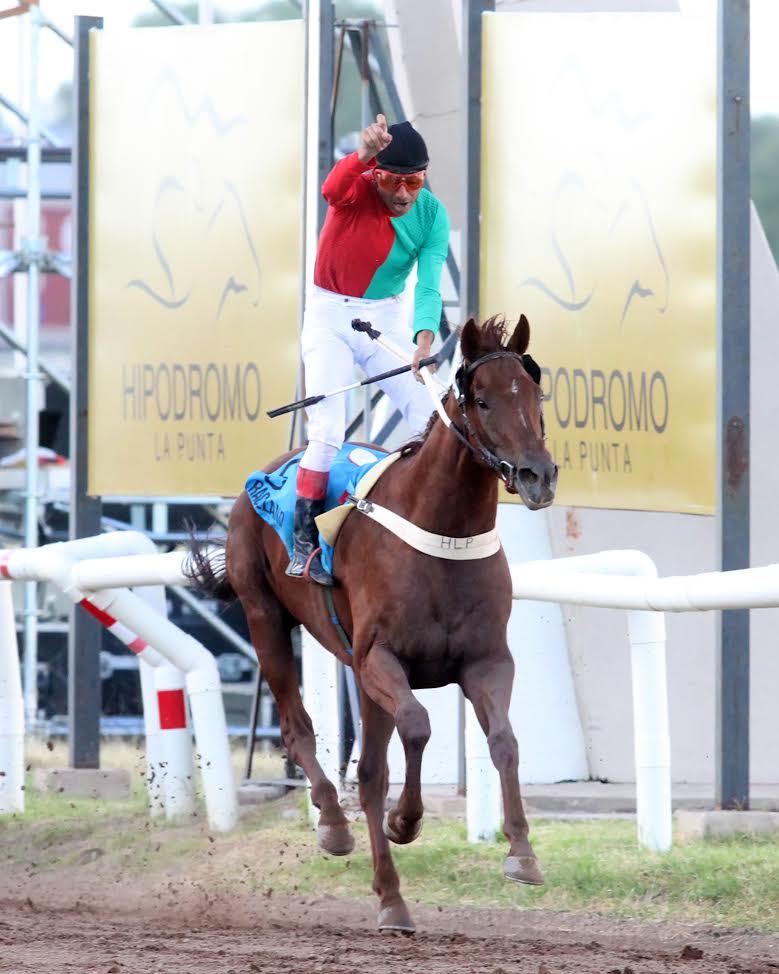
301, 0, 334, 446
460, 0, 494, 791
243, 666, 264, 780
715, 0, 750, 811
0, 92, 62, 147
357, 22, 372, 439
169, 585, 257, 664
69, 15, 103, 768
462, 0, 494, 323
150, 0, 191, 25
318, 1, 334, 234
0, 321, 69, 390
21, 1, 43, 726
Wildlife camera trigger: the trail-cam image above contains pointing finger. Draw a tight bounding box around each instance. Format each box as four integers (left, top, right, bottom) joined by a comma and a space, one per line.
376, 113, 387, 130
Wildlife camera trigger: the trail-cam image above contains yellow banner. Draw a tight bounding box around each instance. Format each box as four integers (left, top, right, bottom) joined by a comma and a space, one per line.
88, 22, 304, 497
481, 9, 716, 513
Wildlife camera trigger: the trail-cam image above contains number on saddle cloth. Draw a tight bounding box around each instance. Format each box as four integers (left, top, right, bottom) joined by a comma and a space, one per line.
244, 444, 389, 573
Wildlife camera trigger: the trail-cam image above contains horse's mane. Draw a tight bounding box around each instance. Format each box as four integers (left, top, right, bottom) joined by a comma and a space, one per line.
399, 315, 511, 457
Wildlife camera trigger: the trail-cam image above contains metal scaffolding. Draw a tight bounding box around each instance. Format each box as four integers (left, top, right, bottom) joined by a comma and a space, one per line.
0, 2, 73, 725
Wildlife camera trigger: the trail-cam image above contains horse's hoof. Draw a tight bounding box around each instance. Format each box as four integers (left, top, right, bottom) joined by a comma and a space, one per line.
377, 903, 416, 935
317, 823, 355, 857
383, 809, 422, 845
503, 854, 545, 886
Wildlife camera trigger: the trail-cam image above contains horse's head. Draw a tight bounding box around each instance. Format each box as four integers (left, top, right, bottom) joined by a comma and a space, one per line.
457, 314, 558, 510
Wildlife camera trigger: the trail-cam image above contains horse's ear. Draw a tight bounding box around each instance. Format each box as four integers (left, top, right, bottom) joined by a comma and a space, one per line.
508, 314, 530, 356
460, 317, 481, 364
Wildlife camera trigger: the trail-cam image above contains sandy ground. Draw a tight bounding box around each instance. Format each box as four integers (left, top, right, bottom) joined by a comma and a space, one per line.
2, 788, 777, 974
2, 867, 778, 974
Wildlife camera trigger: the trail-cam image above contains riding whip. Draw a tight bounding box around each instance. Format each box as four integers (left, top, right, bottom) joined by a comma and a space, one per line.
266, 340, 451, 418
351, 318, 456, 427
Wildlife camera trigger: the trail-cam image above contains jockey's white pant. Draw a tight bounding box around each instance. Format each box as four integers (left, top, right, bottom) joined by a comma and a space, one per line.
299, 285, 433, 473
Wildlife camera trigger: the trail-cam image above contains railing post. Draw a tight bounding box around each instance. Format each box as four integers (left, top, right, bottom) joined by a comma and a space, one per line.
627, 609, 672, 852
465, 700, 501, 842
0, 583, 24, 814
301, 627, 341, 827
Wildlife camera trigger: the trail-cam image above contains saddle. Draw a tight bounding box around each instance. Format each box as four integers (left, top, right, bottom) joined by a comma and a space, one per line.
245, 443, 400, 576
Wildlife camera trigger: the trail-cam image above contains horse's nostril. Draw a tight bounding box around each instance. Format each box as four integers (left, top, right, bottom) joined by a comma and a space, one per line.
518, 468, 539, 488
518, 463, 557, 499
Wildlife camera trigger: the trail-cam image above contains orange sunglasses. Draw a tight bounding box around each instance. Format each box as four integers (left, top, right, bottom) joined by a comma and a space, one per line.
375, 169, 426, 192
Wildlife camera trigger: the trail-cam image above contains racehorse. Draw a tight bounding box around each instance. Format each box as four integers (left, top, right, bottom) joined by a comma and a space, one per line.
186, 314, 558, 934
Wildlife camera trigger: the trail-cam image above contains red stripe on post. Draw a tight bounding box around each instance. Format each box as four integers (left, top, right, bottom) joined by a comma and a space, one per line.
79, 598, 117, 628
0, 553, 11, 579
128, 637, 148, 655
157, 689, 187, 730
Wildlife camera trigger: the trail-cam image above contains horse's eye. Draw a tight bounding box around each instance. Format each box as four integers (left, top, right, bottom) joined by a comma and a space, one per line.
475, 398, 489, 410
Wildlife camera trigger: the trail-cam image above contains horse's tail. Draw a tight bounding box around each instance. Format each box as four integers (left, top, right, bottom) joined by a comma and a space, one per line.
183, 524, 236, 603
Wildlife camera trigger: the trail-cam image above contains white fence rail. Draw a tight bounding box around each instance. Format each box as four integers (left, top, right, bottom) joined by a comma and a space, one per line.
468, 550, 779, 853
5, 537, 779, 851
0, 583, 24, 815
0, 536, 237, 832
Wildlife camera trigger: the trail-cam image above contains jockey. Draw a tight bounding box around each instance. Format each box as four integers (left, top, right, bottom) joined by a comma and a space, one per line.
287, 113, 451, 586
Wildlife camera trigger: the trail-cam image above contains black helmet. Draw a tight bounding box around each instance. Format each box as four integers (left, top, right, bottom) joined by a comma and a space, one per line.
376, 121, 429, 173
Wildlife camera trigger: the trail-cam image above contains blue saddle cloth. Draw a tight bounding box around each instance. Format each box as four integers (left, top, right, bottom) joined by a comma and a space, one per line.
245, 443, 389, 575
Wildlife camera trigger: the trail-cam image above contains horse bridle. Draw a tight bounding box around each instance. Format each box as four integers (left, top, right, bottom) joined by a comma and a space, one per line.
450, 350, 543, 493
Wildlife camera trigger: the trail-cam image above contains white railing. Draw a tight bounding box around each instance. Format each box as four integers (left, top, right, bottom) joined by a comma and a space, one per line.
0, 537, 237, 832
7, 538, 777, 850
465, 550, 779, 853
0, 583, 24, 814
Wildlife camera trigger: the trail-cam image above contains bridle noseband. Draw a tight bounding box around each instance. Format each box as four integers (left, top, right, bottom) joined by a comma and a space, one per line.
450, 349, 542, 492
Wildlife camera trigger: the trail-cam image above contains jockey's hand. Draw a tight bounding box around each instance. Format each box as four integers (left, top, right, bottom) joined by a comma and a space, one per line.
412, 330, 436, 383
358, 113, 393, 164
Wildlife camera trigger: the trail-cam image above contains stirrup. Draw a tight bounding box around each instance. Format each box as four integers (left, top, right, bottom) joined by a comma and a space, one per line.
304, 547, 334, 587
286, 546, 333, 586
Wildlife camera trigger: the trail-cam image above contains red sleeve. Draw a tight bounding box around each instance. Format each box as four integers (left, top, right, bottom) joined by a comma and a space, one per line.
322, 152, 376, 207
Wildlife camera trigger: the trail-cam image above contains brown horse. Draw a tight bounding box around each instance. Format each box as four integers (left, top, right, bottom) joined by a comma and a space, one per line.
186, 314, 557, 934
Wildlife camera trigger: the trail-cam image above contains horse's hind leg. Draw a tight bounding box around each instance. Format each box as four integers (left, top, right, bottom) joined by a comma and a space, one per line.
461, 653, 544, 886
243, 602, 354, 856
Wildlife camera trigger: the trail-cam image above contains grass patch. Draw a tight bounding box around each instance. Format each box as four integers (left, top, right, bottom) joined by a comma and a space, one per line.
1, 736, 287, 876
272, 818, 779, 931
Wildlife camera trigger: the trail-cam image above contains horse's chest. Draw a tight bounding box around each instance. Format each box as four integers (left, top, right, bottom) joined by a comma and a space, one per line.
379, 604, 505, 687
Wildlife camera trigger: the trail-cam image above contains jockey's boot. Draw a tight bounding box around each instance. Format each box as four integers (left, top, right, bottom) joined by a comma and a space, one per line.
285, 496, 334, 586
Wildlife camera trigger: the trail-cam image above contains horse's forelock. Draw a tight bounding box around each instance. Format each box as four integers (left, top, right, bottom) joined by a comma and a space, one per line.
402, 314, 523, 456
479, 314, 509, 353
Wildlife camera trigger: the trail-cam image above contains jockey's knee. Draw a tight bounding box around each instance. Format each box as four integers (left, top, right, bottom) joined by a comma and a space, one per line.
300, 439, 340, 474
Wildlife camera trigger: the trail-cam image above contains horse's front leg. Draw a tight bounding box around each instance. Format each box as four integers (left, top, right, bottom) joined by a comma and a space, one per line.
357, 688, 415, 933
359, 644, 430, 847
461, 652, 544, 886
355, 643, 430, 933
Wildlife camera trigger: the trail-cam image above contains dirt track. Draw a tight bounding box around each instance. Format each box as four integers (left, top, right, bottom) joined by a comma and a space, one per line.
3, 791, 777, 974
2, 883, 777, 974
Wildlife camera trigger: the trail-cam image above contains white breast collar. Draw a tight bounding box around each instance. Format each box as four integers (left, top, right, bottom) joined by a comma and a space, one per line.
351, 498, 501, 561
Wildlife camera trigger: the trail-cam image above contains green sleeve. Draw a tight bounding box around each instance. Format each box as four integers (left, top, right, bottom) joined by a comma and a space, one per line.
413, 203, 450, 340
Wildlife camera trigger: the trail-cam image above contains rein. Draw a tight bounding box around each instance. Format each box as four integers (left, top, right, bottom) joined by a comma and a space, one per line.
447, 350, 535, 493
349, 318, 539, 491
